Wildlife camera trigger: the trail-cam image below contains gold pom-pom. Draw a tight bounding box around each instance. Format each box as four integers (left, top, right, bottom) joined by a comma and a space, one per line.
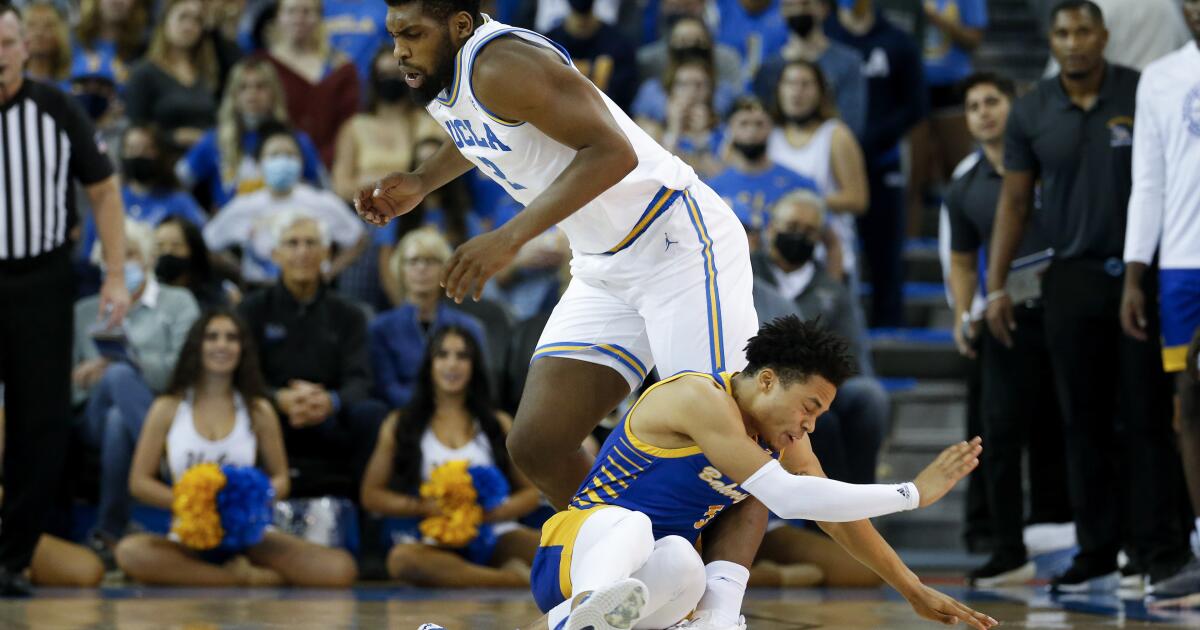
171, 463, 227, 550
418, 461, 483, 548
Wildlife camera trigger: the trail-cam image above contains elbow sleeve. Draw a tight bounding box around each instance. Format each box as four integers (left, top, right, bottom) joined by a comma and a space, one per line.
740, 460, 920, 523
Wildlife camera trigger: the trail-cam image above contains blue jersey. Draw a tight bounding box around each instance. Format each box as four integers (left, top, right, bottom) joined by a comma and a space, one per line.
706, 165, 818, 232
568, 371, 765, 544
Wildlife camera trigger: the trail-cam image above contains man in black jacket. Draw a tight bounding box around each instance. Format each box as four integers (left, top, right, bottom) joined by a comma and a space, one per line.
238, 209, 387, 497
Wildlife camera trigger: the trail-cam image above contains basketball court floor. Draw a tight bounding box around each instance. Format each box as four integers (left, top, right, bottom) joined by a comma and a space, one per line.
3, 585, 1199, 629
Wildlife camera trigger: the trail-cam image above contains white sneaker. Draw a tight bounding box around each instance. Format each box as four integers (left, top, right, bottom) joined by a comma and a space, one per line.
673, 610, 747, 630
565, 578, 648, 630
417, 625, 446, 630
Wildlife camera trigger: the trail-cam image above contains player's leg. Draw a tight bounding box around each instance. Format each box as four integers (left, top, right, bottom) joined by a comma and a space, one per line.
386, 543, 528, 588
510, 279, 652, 508
631, 536, 707, 629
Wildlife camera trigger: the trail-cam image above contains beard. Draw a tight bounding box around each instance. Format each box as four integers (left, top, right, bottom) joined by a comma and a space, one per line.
409, 38, 457, 105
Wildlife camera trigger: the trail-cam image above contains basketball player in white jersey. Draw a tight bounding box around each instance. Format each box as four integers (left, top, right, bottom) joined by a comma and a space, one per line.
354, 2, 763, 626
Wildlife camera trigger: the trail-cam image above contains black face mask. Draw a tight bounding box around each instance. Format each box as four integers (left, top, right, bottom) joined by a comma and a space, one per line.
75, 92, 110, 120
787, 110, 822, 128
669, 45, 712, 61
787, 14, 817, 37
774, 231, 816, 266
121, 157, 157, 184
568, 0, 596, 14
375, 77, 409, 102
733, 141, 768, 161
155, 254, 190, 284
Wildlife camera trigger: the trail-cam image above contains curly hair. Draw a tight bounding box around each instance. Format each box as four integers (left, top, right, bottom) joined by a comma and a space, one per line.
382, 0, 480, 22
743, 315, 857, 387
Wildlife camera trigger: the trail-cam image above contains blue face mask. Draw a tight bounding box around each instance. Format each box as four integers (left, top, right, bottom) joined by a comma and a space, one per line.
123, 261, 145, 293
262, 156, 302, 192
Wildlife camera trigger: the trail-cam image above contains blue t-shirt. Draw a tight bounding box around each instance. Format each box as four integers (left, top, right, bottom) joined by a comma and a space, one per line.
70, 42, 130, 87
715, 0, 788, 80
706, 164, 818, 232
923, 0, 987, 86
179, 128, 326, 208
631, 78, 740, 124
322, 0, 392, 88
80, 187, 208, 259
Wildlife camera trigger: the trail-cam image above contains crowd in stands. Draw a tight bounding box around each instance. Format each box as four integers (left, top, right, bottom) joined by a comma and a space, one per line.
1, 0, 1199, 606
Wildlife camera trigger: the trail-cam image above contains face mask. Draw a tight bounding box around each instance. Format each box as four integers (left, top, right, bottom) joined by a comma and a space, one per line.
733, 142, 768, 161
669, 45, 711, 61
568, 0, 596, 14
774, 231, 816, 266
75, 92, 110, 120
123, 260, 146, 293
262, 155, 301, 192
787, 14, 817, 37
155, 254, 189, 284
240, 112, 267, 130
121, 157, 157, 183
787, 110, 822, 128
375, 77, 409, 102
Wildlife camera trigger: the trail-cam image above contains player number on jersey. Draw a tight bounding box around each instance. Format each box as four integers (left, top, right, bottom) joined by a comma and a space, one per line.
694, 504, 726, 529
477, 157, 527, 191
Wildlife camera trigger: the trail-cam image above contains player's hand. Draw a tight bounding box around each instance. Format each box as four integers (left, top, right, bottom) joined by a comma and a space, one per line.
1119, 283, 1148, 341
354, 172, 426, 226
905, 583, 998, 629
913, 437, 981, 508
985, 292, 1015, 348
99, 273, 130, 329
441, 229, 522, 303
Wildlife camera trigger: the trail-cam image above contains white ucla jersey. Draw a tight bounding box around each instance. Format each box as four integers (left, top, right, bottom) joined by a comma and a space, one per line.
426, 17, 697, 254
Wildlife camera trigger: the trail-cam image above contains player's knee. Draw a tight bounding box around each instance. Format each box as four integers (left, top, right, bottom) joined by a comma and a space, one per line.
505, 426, 542, 476
656, 536, 706, 606
615, 510, 656, 566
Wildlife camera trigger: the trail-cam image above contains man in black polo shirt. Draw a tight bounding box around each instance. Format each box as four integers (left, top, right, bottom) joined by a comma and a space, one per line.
946, 72, 1071, 587
986, 0, 1187, 591
0, 4, 129, 595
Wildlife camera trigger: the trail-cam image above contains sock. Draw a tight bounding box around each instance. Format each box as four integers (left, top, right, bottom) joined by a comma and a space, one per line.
547, 598, 573, 630
693, 560, 750, 626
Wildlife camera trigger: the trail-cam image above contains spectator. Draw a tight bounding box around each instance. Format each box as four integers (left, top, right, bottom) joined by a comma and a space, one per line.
1037, 0, 1190, 71
370, 228, 487, 410
332, 45, 443, 202
361, 325, 541, 587
637, 0, 742, 86
124, 0, 219, 153
945, 72, 1070, 587
706, 96, 820, 250
767, 60, 869, 288
197, 0, 243, 94
177, 58, 327, 211
237, 210, 387, 496
0, 5, 130, 593
1120, 0, 1200, 598
21, 2, 71, 88
827, 0, 927, 326
203, 123, 367, 287
639, 55, 724, 177
80, 125, 209, 265
482, 226, 570, 324
907, 0, 986, 240
748, 191, 889, 584
632, 17, 741, 126
548, 0, 639, 113
115, 309, 358, 587
753, 0, 868, 140
155, 217, 235, 309
322, 0, 392, 84
72, 0, 149, 86
524, 0, 638, 39
715, 0, 789, 83
986, 0, 1187, 591
261, 0, 360, 167
66, 54, 126, 170
72, 218, 200, 559
375, 139, 476, 306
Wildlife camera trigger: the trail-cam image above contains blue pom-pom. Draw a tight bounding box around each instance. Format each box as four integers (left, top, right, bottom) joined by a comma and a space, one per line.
464, 523, 498, 565
216, 465, 275, 550
468, 465, 510, 512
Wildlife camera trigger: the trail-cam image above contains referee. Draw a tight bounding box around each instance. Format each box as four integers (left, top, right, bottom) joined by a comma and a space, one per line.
0, 4, 128, 595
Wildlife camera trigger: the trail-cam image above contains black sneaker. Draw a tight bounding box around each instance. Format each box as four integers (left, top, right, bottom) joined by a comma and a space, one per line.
968, 555, 1036, 587
1149, 557, 1200, 599
1050, 561, 1120, 593
0, 567, 32, 597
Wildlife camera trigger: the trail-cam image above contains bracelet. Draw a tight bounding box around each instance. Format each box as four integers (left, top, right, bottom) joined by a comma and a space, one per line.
986, 290, 1009, 304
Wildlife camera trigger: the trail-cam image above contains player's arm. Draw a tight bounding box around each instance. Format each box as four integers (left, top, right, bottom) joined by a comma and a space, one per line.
671, 379, 980, 522
441, 38, 639, 301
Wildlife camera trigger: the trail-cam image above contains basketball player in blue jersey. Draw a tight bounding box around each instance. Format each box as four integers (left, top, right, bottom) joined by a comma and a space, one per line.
419, 317, 998, 630
356, 2, 773, 626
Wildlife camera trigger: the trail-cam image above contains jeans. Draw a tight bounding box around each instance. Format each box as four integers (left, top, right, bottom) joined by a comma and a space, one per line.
82, 362, 154, 539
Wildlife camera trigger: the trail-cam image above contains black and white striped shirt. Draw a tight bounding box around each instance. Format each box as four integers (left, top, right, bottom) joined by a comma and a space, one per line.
0, 79, 113, 261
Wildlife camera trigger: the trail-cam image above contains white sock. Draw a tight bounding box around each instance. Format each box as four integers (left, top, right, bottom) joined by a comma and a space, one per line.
692, 560, 750, 626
